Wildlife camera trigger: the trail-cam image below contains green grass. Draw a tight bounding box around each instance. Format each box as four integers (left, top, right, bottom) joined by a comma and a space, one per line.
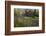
14, 17, 39, 27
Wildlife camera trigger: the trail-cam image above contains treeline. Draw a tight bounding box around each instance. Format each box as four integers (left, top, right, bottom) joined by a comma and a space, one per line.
24, 9, 39, 17
14, 9, 39, 17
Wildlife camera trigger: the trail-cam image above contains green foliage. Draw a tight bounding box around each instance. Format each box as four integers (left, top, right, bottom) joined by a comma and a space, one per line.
14, 9, 39, 27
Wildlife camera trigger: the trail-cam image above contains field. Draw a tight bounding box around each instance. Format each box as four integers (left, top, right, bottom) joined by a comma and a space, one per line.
14, 8, 39, 27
